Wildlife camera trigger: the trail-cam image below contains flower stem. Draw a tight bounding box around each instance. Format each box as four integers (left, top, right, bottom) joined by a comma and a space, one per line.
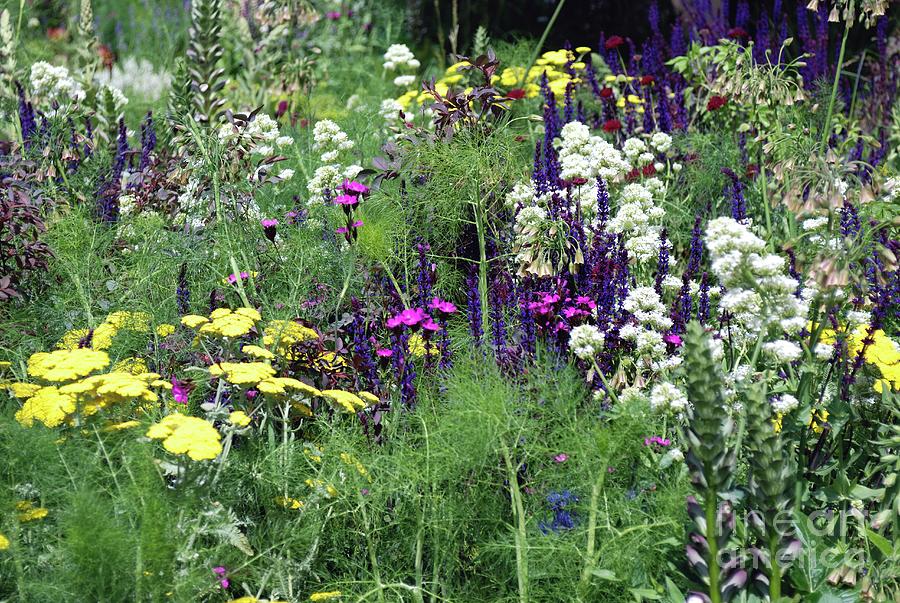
501, 441, 529, 603
821, 22, 849, 148
705, 496, 722, 603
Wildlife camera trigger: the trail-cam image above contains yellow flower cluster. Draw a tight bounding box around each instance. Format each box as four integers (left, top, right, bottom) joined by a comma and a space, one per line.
209, 361, 276, 386
820, 326, 900, 392
395, 47, 588, 110
305, 479, 338, 498
16, 500, 48, 522
10, 348, 167, 428
339, 452, 371, 480
274, 495, 304, 510
227, 597, 288, 603
146, 414, 223, 461
182, 307, 262, 338
408, 333, 438, 358
263, 320, 319, 360
56, 311, 152, 351
0, 533, 9, 550
320, 389, 378, 413
229, 410, 252, 427
309, 592, 342, 602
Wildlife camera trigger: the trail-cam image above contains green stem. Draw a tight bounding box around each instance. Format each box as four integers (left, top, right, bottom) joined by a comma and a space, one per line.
768, 534, 781, 600
358, 491, 386, 603
520, 0, 567, 87
474, 194, 490, 340
820, 22, 849, 148
758, 150, 773, 250
501, 442, 529, 603
577, 460, 609, 601
705, 495, 722, 603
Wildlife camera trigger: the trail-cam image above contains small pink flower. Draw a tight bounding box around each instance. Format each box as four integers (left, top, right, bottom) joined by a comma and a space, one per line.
172, 377, 189, 404
664, 334, 683, 347
554, 453, 569, 463
261, 218, 279, 228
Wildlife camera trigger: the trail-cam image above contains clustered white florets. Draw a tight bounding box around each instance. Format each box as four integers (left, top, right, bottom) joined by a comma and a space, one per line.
30, 62, 86, 109
771, 393, 800, 414
608, 182, 666, 263
620, 287, 677, 369
763, 340, 803, 363
95, 56, 172, 102
706, 217, 808, 338
556, 122, 630, 182
307, 119, 358, 204
650, 381, 689, 413
383, 44, 420, 71
569, 324, 604, 360
216, 113, 294, 180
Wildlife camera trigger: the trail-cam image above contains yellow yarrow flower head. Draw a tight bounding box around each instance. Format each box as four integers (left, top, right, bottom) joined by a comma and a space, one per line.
59, 371, 160, 409
209, 362, 276, 386
105, 311, 151, 332
27, 348, 110, 382
156, 324, 176, 337
263, 320, 319, 360
0, 532, 9, 550
16, 500, 49, 522
198, 307, 260, 338
407, 333, 438, 358
320, 390, 366, 413
229, 410, 252, 427
14, 386, 76, 427
146, 414, 223, 461
181, 315, 209, 328
112, 357, 149, 375
310, 591, 342, 601
242, 344, 275, 360
274, 495, 304, 510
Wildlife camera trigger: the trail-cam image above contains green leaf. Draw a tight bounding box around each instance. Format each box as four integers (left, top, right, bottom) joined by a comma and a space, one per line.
629, 588, 663, 601
864, 528, 893, 557
664, 577, 684, 602
850, 484, 883, 500
590, 568, 619, 581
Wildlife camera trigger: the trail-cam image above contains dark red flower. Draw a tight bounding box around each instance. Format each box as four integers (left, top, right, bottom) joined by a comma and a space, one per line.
569, 177, 588, 186
625, 167, 640, 181
602, 119, 622, 132
727, 27, 749, 39
745, 164, 760, 179
599, 87, 615, 99
639, 75, 655, 86
706, 95, 728, 111
507, 88, 526, 99
642, 163, 657, 177
276, 100, 289, 118
605, 35, 625, 50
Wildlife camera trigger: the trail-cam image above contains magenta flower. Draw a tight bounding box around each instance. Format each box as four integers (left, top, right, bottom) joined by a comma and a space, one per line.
554, 453, 569, 463
376, 348, 393, 358
352, 220, 364, 227
334, 194, 360, 206
171, 377, 189, 404
212, 566, 229, 589
326, 10, 341, 19
336, 226, 349, 234
342, 179, 370, 195
261, 218, 278, 243
663, 334, 683, 347
227, 272, 250, 284
428, 297, 457, 315
421, 318, 440, 332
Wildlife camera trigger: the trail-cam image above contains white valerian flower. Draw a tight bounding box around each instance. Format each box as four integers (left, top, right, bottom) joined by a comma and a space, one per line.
95, 56, 172, 102
622, 136, 647, 160
569, 324, 604, 360
383, 44, 419, 71
650, 131, 672, 153
30, 61, 86, 108
312, 119, 355, 156
393, 74, 416, 88
672, 162, 683, 172
278, 168, 295, 180
649, 381, 689, 413
608, 182, 665, 263
814, 342, 833, 360
771, 393, 799, 414
505, 182, 535, 209
555, 121, 629, 182
638, 152, 655, 165
802, 216, 829, 230
276, 135, 294, 147
763, 340, 803, 363
847, 310, 871, 328
623, 287, 672, 331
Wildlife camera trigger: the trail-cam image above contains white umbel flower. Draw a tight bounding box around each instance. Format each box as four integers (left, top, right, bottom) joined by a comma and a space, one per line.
569, 324, 604, 360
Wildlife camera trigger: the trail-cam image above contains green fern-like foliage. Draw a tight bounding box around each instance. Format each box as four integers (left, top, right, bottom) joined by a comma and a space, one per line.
743, 382, 800, 599
186, 0, 227, 125
681, 321, 745, 603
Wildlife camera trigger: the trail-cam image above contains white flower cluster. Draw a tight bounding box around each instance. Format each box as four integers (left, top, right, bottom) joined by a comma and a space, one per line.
885, 177, 900, 201
608, 182, 666, 263
383, 44, 420, 71
95, 56, 172, 102
556, 122, 629, 182
706, 217, 808, 338
569, 324, 604, 361
312, 119, 354, 162
30, 62, 86, 109
515, 205, 548, 230
763, 340, 803, 363
620, 287, 678, 370
649, 381, 689, 413
771, 393, 799, 414
505, 181, 536, 209
216, 113, 294, 180
307, 119, 361, 204
649, 132, 672, 154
